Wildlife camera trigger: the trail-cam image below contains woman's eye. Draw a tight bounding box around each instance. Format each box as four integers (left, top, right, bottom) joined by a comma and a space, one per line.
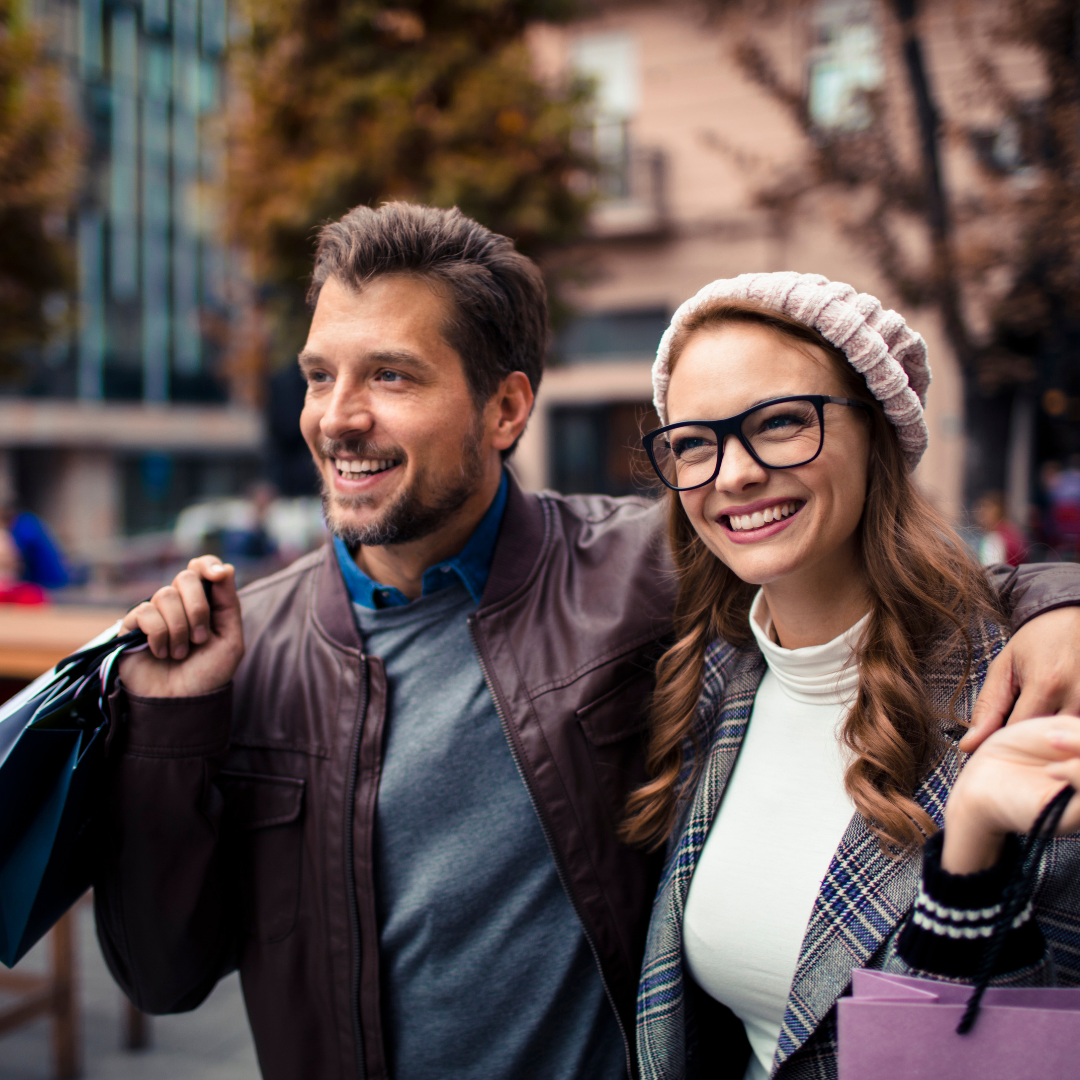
673, 437, 708, 456
760, 413, 803, 431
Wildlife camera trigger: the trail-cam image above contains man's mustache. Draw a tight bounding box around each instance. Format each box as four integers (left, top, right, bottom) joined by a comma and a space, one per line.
317, 438, 407, 461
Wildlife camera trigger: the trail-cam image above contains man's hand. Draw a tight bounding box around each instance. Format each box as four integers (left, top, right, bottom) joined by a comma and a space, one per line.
961, 607, 1080, 754
118, 556, 245, 699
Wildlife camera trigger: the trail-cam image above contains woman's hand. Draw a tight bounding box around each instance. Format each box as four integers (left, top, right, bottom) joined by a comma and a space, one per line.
943, 716, 1080, 875
117, 556, 245, 699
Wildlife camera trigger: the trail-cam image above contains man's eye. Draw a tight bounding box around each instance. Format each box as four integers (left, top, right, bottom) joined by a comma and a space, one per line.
375, 370, 404, 383
306, 370, 331, 385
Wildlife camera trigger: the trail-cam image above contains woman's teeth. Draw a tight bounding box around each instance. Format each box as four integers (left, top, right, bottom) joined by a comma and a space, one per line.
334, 458, 397, 477
727, 501, 799, 532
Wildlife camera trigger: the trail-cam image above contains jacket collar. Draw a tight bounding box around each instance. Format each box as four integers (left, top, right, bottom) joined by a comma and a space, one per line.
312, 469, 545, 650
479, 469, 547, 609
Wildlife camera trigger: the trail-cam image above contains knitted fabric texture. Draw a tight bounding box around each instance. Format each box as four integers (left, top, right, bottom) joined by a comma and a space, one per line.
651, 272, 931, 470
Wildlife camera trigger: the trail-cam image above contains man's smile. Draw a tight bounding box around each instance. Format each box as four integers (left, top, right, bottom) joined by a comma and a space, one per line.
332, 456, 401, 478
328, 456, 404, 492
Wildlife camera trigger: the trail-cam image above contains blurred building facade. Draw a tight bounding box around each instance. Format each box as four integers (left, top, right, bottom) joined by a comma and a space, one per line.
2, 0, 1064, 566
517, 0, 1044, 524
0, 0, 262, 564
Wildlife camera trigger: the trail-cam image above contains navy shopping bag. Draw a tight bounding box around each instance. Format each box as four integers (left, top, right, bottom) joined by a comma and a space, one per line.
0, 624, 147, 967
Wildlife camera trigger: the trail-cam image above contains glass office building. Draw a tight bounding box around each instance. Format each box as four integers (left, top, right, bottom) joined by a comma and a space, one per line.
34, 0, 231, 402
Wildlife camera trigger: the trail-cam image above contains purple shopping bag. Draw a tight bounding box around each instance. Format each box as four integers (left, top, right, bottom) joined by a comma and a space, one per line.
838, 969, 1080, 1080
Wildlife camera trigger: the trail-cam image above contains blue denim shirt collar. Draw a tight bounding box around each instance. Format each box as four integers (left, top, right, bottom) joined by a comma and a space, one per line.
333, 471, 508, 609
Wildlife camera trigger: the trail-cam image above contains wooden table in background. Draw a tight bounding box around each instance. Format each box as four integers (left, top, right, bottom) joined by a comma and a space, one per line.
0, 604, 127, 685
0, 602, 141, 1077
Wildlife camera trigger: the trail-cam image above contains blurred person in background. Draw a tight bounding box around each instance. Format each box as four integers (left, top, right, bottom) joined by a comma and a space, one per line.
0, 495, 68, 594
91, 205, 1080, 1080
0, 524, 45, 604
974, 490, 1028, 568
173, 481, 325, 575
220, 481, 279, 562
1042, 457, 1080, 560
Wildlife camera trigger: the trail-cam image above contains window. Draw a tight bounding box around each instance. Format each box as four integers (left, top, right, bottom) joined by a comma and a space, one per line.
571, 32, 640, 200
570, 32, 640, 120
557, 308, 669, 364
549, 402, 660, 497
807, 0, 883, 131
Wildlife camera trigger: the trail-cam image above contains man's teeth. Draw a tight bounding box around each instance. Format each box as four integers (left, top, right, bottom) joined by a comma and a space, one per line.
727, 501, 799, 532
333, 458, 397, 476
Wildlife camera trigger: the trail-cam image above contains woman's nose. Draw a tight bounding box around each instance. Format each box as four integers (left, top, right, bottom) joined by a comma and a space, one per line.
715, 434, 769, 492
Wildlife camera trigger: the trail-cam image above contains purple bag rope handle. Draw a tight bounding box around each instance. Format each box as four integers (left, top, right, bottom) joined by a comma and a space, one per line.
956, 783, 1076, 1034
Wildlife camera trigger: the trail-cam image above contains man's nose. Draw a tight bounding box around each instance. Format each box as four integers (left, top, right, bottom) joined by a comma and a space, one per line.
320, 377, 375, 439
714, 434, 769, 492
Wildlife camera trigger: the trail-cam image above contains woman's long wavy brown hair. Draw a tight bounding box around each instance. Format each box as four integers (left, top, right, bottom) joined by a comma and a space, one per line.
622, 300, 1005, 853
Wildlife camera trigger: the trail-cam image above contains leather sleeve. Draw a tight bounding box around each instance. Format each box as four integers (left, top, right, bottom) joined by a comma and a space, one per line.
988, 562, 1080, 631
93, 684, 237, 1014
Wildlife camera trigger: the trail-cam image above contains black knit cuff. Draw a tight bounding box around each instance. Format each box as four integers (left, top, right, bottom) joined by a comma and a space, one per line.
896, 831, 1045, 978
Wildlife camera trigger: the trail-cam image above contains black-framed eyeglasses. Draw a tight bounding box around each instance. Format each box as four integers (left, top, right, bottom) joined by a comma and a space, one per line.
642, 395, 870, 492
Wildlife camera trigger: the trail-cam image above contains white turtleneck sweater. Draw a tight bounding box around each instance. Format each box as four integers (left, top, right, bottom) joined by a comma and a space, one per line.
683, 592, 868, 1080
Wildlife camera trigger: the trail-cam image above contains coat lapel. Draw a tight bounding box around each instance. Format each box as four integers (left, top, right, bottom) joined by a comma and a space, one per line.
773, 619, 1008, 1070
773, 806, 924, 1068
672, 646, 766, 890
637, 643, 765, 1079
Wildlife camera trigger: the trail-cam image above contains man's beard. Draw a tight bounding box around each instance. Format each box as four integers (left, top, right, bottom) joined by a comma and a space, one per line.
319, 424, 487, 549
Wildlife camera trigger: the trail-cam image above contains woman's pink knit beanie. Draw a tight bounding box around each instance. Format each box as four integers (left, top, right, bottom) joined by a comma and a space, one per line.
651, 272, 931, 470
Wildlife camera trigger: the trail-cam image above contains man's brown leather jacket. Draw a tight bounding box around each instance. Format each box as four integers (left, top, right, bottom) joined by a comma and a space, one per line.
93, 476, 1080, 1080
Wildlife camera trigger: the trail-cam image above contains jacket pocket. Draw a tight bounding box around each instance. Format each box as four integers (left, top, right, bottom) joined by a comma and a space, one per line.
575, 667, 654, 826
576, 669, 654, 743
219, 770, 305, 943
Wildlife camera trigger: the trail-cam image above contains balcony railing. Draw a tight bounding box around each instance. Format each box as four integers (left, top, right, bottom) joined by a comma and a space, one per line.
582, 119, 669, 239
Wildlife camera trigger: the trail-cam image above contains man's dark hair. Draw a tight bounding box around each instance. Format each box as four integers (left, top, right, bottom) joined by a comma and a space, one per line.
308, 202, 548, 409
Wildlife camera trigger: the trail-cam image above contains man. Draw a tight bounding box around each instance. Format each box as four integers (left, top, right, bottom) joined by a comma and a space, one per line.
96, 203, 1080, 1080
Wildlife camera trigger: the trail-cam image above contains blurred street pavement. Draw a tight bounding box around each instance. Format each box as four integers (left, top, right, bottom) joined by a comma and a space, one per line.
0, 900, 260, 1079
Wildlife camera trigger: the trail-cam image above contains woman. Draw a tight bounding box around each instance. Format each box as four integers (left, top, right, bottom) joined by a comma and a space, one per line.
626, 273, 1080, 1080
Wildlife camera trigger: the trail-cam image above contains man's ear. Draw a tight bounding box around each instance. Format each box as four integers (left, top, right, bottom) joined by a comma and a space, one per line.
489, 372, 534, 453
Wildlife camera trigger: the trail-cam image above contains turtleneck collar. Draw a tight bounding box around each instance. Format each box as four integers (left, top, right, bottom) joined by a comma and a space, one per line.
748, 590, 868, 706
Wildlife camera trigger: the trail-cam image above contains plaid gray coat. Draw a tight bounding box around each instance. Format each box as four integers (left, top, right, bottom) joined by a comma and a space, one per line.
636, 617, 1080, 1080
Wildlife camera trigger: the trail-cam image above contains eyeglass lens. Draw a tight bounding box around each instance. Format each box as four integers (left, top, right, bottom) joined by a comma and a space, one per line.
653, 399, 824, 489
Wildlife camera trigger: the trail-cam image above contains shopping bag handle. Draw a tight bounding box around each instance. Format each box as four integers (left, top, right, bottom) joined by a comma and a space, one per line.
957, 783, 1076, 1034
54, 579, 215, 674
53, 627, 147, 674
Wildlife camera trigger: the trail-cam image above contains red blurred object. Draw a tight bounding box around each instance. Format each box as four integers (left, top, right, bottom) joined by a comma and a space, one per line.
998, 520, 1029, 567
0, 582, 48, 605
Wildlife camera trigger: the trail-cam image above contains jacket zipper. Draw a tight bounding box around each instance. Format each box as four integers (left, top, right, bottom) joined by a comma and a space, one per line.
467, 616, 636, 1080
345, 654, 368, 1080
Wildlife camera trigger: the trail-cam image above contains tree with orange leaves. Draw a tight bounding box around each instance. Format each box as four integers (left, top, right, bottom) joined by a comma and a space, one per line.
0, 0, 77, 385
227, 0, 594, 364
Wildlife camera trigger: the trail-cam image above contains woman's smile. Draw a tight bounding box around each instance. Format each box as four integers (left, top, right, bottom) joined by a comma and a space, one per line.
719, 498, 805, 542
